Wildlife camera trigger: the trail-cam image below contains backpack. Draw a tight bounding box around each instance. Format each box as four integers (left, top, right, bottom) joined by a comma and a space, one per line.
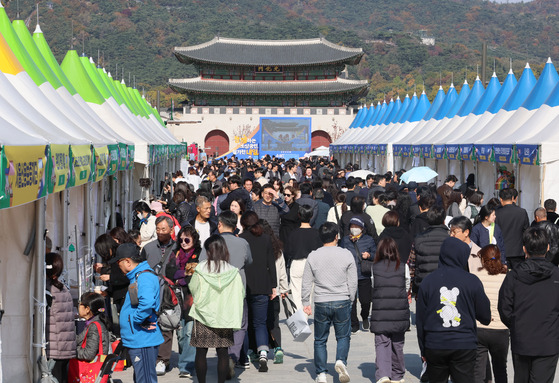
133, 270, 183, 331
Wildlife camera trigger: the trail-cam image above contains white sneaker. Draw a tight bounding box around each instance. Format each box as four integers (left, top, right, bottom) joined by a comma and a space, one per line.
315, 372, 327, 383
376, 377, 390, 383
156, 360, 166, 376
335, 360, 350, 383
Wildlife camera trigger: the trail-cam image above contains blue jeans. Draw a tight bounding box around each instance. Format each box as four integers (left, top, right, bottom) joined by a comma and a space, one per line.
128, 345, 159, 383
314, 300, 352, 375
177, 319, 196, 373
247, 294, 270, 353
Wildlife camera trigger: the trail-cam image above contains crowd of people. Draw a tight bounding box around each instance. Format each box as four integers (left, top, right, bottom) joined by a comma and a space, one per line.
43, 154, 559, 383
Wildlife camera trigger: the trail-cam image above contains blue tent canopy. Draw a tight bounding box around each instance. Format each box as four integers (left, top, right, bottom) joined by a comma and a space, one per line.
382, 97, 402, 124
378, 99, 395, 125
433, 84, 457, 120
472, 73, 501, 115
409, 91, 431, 122
422, 86, 445, 121
446, 80, 470, 118
371, 100, 387, 126
522, 58, 559, 111
399, 92, 417, 123
487, 70, 518, 114
458, 77, 484, 117
502, 64, 537, 112
393, 94, 410, 123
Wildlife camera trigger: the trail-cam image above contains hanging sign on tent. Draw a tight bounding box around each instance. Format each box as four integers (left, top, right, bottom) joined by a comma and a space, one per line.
369, 144, 379, 155
107, 145, 119, 176
0, 146, 48, 209
401, 145, 412, 158
476, 145, 493, 162
94, 146, 109, 181
412, 146, 422, 158
517, 145, 539, 165
434, 145, 446, 160
127, 145, 135, 169
493, 145, 514, 163
421, 145, 432, 159
446, 145, 460, 160
49, 144, 71, 193
69, 145, 92, 187
379, 145, 387, 156
460, 145, 473, 161
118, 144, 127, 171
393, 145, 403, 157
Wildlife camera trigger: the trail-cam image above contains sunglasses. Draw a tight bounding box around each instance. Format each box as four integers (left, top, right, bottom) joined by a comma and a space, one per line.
180, 237, 191, 244
284, 193, 292, 197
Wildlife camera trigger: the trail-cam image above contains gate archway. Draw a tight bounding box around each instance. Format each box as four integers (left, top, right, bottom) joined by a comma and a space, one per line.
204, 130, 230, 157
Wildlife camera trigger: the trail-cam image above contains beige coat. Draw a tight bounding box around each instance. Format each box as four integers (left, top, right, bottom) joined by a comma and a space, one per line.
471, 267, 507, 330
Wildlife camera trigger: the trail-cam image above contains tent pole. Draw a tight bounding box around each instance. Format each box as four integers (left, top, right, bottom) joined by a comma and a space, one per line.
97, 178, 106, 237
515, 161, 521, 207
62, 189, 70, 275
120, 172, 126, 227
32, 197, 46, 383
84, 183, 92, 277
111, 175, 117, 230
474, 160, 479, 191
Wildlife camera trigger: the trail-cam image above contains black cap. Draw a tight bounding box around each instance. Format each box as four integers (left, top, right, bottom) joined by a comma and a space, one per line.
108, 243, 140, 264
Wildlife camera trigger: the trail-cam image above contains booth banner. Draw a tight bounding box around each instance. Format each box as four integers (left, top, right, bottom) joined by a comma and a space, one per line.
49, 144, 70, 193
94, 146, 109, 181
369, 144, 379, 155
0, 145, 48, 209
379, 144, 387, 156
69, 145, 92, 188
118, 144, 127, 171
434, 145, 446, 160
393, 145, 403, 157
517, 144, 539, 165
446, 145, 460, 160
460, 145, 473, 161
421, 145, 432, 158
127, 145, 135, 170
412, 146, 422, 157
493, 145, 514, 164
401, 145, 412, 158
476, 145, 493, 162
358, 145, 366, 154
107, 145, 119, 176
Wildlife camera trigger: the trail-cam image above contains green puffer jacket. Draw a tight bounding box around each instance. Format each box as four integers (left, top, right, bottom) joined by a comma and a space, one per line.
188, 260, 245, 330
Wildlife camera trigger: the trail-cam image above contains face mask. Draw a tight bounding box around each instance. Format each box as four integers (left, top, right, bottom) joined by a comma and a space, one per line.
137, 213, 143, 220
341, 187, 348, 193
350, 227, 362, 236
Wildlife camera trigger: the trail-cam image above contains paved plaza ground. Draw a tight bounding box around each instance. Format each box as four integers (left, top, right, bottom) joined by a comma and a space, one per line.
113, 301, 558, 382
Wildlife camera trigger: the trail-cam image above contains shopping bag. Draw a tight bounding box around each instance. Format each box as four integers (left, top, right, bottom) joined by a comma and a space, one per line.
283, 296, 312, 342
110, 339, 127, 372
68, 322, 108, 383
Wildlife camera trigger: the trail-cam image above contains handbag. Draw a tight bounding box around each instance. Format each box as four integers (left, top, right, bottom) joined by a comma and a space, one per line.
282, 296, 312, 342
68, 321, 108, 383
352, 239, 373, 277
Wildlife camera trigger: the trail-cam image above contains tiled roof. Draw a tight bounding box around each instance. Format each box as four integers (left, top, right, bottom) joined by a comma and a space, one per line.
169, 77, 369, 96
174, 37, 364, 66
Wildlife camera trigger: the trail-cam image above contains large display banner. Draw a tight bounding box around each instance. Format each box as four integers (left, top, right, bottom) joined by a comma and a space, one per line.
260, 117, 311, 158
0, 145, 48, 209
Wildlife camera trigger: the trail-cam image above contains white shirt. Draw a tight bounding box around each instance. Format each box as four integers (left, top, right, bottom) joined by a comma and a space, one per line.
195, 219, 211, 245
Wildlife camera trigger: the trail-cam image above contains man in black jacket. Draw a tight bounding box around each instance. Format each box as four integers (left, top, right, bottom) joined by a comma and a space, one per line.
496, 188, 529, 270
498, 227, 559, 383
417, 237, 491, 383
219, 175, 253, 212
532, 207, 559, 265
409, 206, 449, 294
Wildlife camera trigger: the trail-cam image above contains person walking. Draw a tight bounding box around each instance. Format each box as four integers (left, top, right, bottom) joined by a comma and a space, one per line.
284, 204, 323, 310
188, 235, 244, 383
495, 188, 529, 270
340, 217, 376, 333
165, 225, 201, 378
498, 227, 559, 383
416, 237, 491, 383
470, 245, 508, 383
302, 222, 358, 383
239, 211, 277, 372
471, 205, 506, 264
370, 237, 410, 383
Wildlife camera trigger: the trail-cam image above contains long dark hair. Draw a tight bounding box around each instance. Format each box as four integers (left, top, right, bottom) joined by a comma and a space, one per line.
204, 234, 230, 273
240, 211, 263, 236
174, 225, 201, 253
46, 252, 64, 290
260, 219, 283, 260
109, 227, 133, 244
79, 291, 111, 331
474, 205, 496, 226
373, 237, 401, 271
335, 192, 348, 213
231, 197, 247, 216
94, 234, 118, 262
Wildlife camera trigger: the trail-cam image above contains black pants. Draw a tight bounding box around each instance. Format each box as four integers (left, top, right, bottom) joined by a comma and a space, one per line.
512, 353, 559, 383
475, 328, 509, 383
507, 257, 525, 271
351, 278, 372, 328
425, 348, 476, 383
158, 329, 173, 365
267, 296, 281, 348
51, 359, 69, 383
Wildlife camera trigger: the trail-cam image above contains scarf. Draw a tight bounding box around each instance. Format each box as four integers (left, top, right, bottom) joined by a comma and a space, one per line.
349, 232, 363, 242
177, 247, 196, 270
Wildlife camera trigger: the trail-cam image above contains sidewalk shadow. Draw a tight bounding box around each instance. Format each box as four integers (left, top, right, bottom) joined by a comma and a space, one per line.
404, 353, 423, 380
357, 362, 376, 382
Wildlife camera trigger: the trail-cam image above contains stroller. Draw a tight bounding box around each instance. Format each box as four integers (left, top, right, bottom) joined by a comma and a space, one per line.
94, 339, 126, 383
